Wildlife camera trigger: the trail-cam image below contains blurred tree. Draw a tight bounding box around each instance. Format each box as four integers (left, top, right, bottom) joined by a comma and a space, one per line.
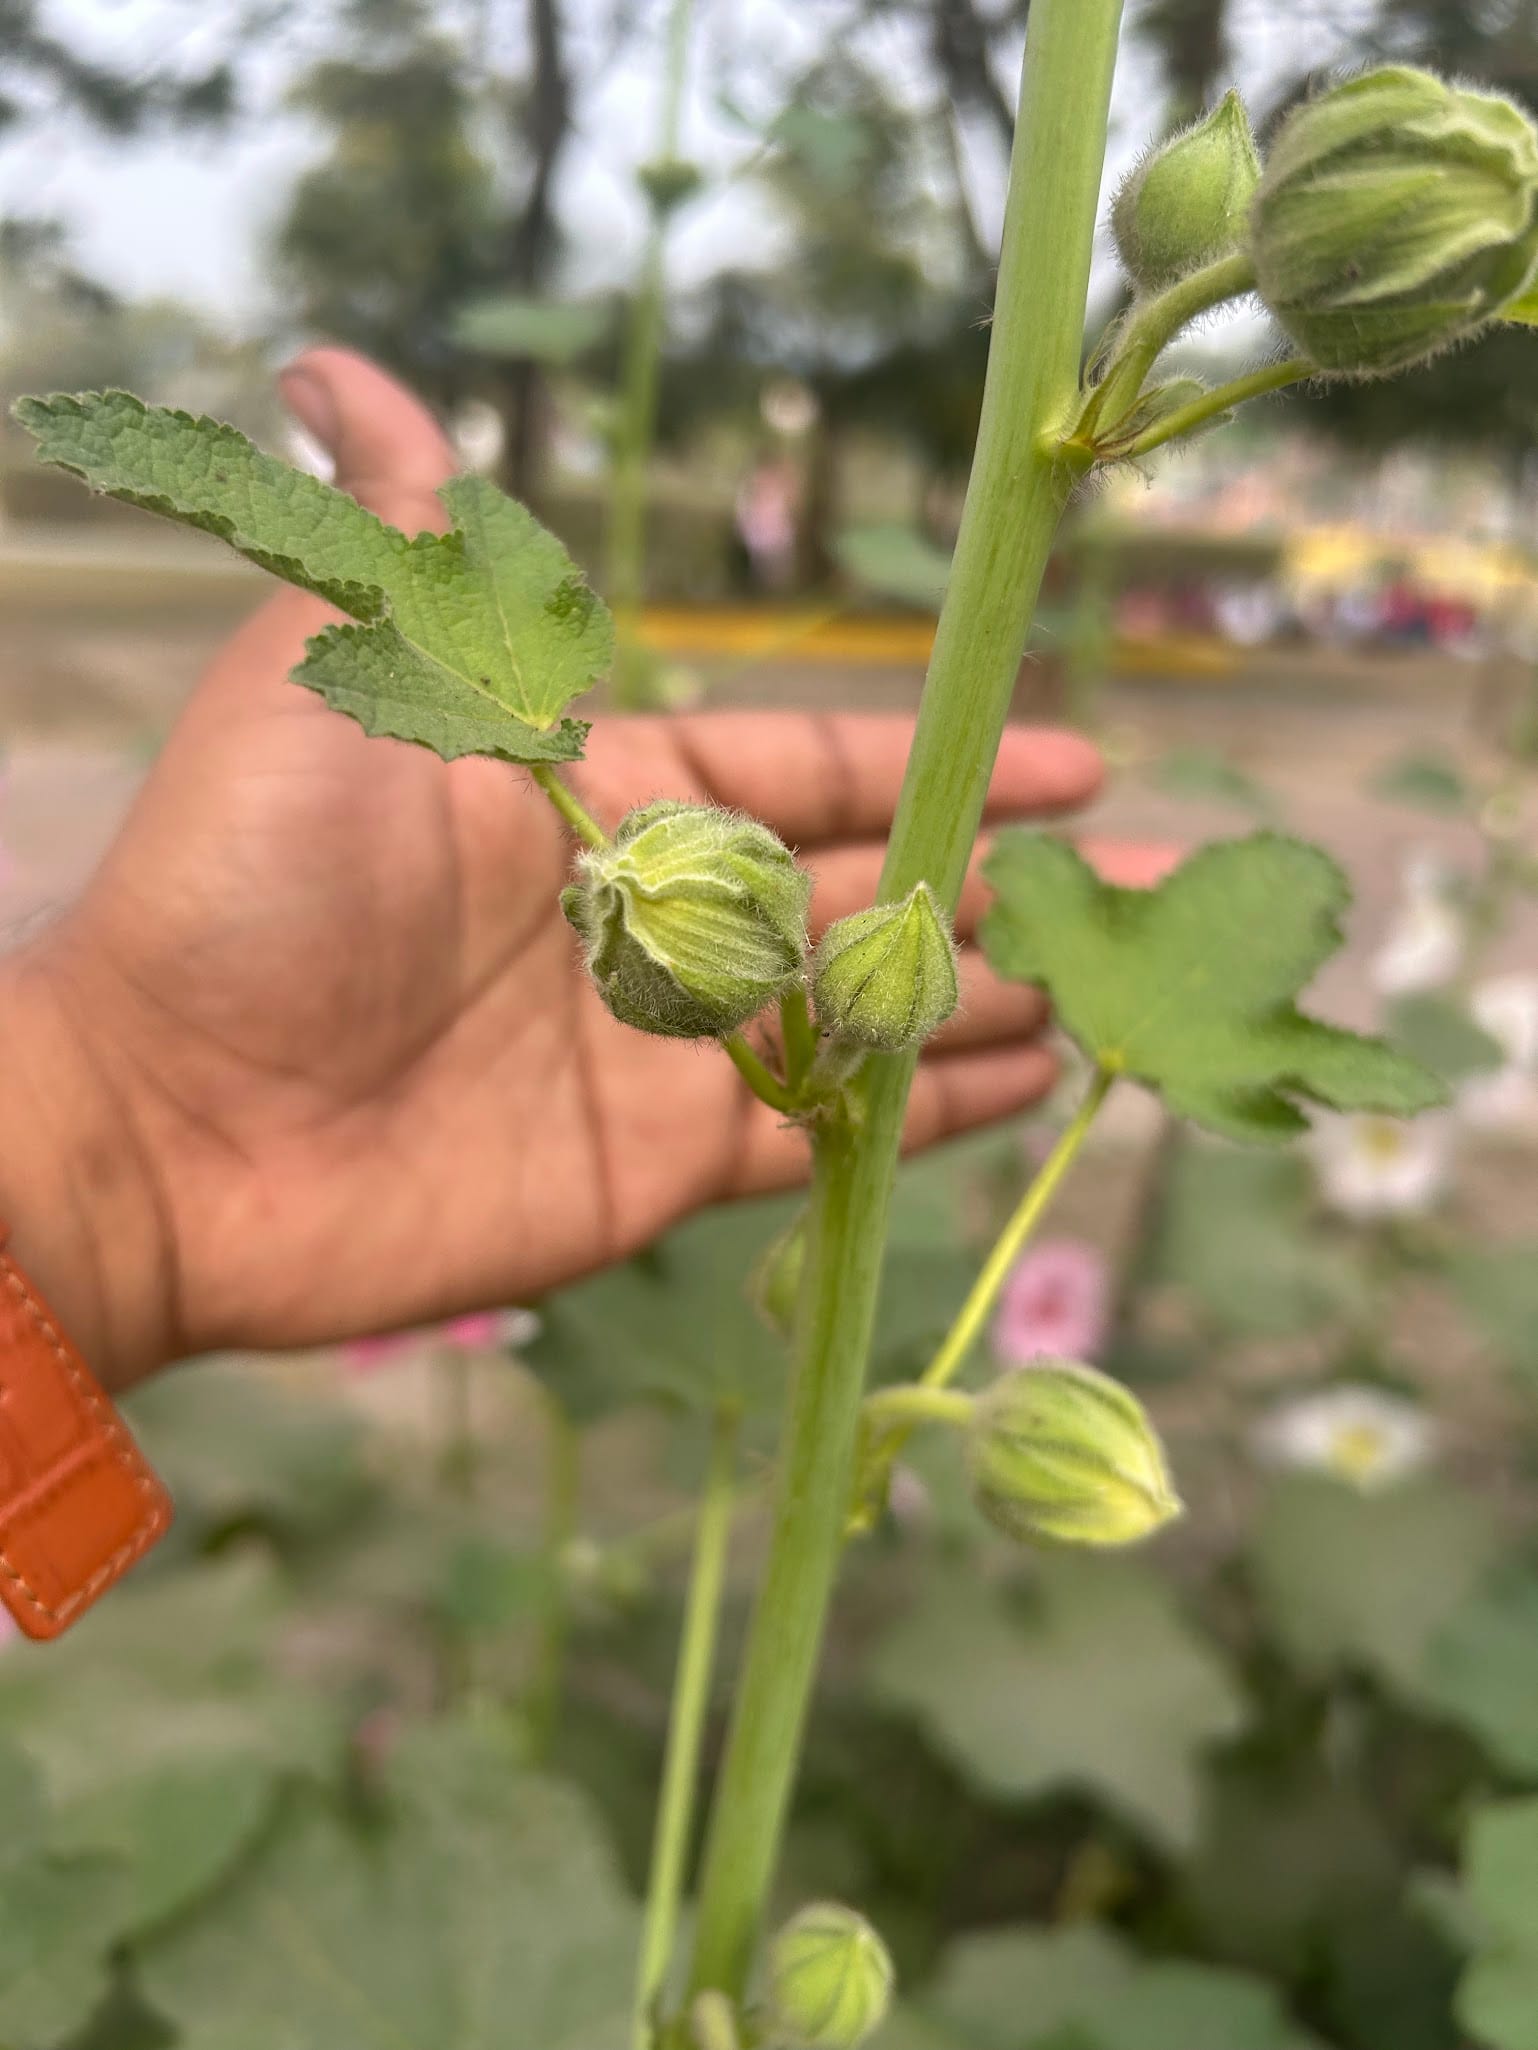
0, 0, 238, 308
275, 0, 502, 415
1132, 0, 1232, 124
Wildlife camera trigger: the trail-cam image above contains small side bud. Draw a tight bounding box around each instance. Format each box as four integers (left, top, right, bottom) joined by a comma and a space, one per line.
1112, 90, 1260, 290
1250, 66, 1538, 376
811, 882, 959, 1052
765, 1903, 894, 2050
751, 1211, 807, 1341
966, 1360, 1182, 1548
638, 155, 704, 215
1097, 375, 1226, 454
564, 801, 811, 1040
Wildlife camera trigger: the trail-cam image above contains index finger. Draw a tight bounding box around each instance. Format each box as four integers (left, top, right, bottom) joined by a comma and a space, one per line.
665, 710, 1103, 849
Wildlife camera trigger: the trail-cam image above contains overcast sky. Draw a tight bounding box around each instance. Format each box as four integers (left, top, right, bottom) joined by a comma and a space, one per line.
1, 0, 1370, 330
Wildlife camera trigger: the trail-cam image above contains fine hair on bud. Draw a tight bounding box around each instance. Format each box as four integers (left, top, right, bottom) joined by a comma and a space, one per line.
1112, 90, 1261, 291
1250, 65, 1538, 377
811, 881, 959, 1052
765, 1902, 895, 2050
562, 800, 811, 1040
966, 1359, 1182, 1549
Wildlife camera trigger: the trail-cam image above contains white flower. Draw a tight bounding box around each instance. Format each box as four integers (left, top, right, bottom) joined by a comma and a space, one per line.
1461, 974, 1538, 1133
1254, 1384, 1434, 1491
1370, 853, 1466, 996
1314, 1111, 1453, 1220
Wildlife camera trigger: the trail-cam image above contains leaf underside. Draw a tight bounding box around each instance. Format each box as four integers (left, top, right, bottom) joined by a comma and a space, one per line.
980, 831, 1446, 1143
13, 391, 612, 765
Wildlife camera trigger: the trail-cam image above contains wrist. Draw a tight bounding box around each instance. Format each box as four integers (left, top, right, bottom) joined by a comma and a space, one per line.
0, 943, 177, 1392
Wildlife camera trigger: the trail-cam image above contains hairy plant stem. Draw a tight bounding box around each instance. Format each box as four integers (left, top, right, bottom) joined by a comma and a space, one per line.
1075, 248, 1256, 444
1109, 356, 1310, 461
530, 762, 609, 847
635, 1403, 740, 2050
686, 0, 1126, 2005
608, 0, 697, 709
923, 1066, 1116, 1392
722, 1032, 800, 1116
862, 1384, 975, 1434
779, 986, 819, 1095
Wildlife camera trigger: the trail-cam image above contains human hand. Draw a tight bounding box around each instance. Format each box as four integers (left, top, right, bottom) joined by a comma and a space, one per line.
0, 349, 1108, 1390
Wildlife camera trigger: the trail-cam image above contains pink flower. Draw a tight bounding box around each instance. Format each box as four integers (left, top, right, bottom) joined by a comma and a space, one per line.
342, 1306, 540, 1375
991, 1238, 1109, 1366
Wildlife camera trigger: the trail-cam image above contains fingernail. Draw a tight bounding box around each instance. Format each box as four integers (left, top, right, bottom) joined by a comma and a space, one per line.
278, 364, 338, 452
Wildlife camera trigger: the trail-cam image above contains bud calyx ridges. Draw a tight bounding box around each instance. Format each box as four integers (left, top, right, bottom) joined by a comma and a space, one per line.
967, 1359, 1181, 1548
812, 881, 959, 1052
1250, 66, 1538, 376
765, 1902, 895, 2050
563, 800, 811, 1039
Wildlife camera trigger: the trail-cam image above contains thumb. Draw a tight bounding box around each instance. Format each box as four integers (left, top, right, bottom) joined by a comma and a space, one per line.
278, 346, 458, 533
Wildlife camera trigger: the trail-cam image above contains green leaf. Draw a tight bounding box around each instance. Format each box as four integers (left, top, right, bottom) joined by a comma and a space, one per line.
1150, 747, 1276, 818
867, 1558, 1244, 1849
1247, 1474, 1500, 1696
1371, 749, 1476, 815
1421, 1573, 1538, 1779
452, 293, 610, 363
917, 1925, 1135, 2048
525, 1195, 798, 1421
1446, 1246, 1538, 1380
137, 1722, 639, 2050
1387, 994, 1505, 1087
1455, 1799, 1538, 2049
13, 392, 610, 763
0, 1745, 126, 2044
835, 524, 952, 610
1503, 284, 1538, 327
1151, 1141, 1368, 1338
53, 1756, 279, 1941
124, 1360, 375, 1547
980, 832, 1446, 1142
911, 1927, 1321, 2050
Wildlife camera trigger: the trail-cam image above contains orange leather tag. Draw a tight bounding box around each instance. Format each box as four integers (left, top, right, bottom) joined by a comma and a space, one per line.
0, 1233, 172, 1640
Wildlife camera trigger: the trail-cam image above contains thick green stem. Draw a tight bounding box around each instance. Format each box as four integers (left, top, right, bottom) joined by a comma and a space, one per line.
607, 0, 696, 708
1108, 356, 1310, 461
634, 1404, 740, 2050
686, 0, 1126, 2004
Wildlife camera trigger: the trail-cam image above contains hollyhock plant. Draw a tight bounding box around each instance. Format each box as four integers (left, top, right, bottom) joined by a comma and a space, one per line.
1460, 974, 1538, 1133
1254, 1383, 1434, 1492
1313, 1111, 1453, 1220
991, 1238, 1110, 1366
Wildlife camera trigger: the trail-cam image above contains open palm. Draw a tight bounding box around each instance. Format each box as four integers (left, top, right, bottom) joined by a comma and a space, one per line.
25, 351, 1106, 1386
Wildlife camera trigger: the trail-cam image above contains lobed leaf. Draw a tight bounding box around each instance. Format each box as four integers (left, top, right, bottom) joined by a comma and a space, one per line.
14, 392, 611, 764
980, 832, 1445, 1142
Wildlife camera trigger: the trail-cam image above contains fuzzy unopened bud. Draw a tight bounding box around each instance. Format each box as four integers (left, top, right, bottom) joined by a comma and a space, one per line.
967, 1361, 1181, 1548
765, 1903, 894, 2050
811, 882, 959, 1051
1251, 66, 1538, 376
751, 1211, 807, 1341
1113, 91, 1260, 290
563, 801, 810, 1039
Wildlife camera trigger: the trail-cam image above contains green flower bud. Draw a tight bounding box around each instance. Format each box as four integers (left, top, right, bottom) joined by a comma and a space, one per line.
638, 155, 705, 215
811, 882, 959, 1051
1112, 91, 1260, 290
1250, 66, 1538, 377
967, 1360, 1182, 1548
563, 801, 810, 1039
751, 1210, 807, 1341
765, 1903, 894, 2050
